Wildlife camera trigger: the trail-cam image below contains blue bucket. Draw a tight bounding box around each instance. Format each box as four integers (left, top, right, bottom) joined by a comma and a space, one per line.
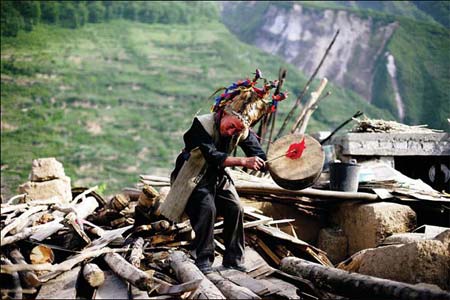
330, 161, 361, 192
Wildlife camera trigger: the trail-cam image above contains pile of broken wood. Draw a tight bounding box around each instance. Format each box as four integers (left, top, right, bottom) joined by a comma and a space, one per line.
2, 172, 449, 300
1, 181, 339, 300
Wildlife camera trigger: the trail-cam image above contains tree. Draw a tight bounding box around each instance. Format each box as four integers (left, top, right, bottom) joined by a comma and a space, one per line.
75, 1, 89, 26
40, 1, 59, 24
59, 2, 79, 28
123, 2, 138, 21
88, 1, 105, 23
12, 0, 41, 31
1, 1, 24, 37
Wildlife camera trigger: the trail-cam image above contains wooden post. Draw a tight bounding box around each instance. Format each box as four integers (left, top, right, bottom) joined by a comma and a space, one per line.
280, 257, 450, 300
275, 30, 340, 140
127, 237, 150, 299
169, 251, 226, 299
129, 237, 145, 268
292, 78, 328, 134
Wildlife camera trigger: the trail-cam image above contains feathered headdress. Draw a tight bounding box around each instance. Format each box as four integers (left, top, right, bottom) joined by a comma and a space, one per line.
211, 69, 287, 138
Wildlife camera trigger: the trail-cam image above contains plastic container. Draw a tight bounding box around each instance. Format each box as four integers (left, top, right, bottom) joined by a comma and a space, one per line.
329, 160, 361, 192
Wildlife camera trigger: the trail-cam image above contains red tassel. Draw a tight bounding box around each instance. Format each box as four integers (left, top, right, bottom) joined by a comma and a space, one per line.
285, 137, 306, 159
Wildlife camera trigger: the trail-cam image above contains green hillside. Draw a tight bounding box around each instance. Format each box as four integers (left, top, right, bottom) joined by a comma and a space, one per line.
1, 18, 393, 199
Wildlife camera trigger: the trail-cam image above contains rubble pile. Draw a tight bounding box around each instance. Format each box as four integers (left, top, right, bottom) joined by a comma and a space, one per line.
1, 158, 449, 300
351, 117, 443, 133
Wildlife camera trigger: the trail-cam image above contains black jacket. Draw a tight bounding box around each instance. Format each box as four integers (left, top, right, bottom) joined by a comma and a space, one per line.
170, 116, 267, 183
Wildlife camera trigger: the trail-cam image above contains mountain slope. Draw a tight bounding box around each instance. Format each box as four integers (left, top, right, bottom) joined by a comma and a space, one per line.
1, 20, 393, 198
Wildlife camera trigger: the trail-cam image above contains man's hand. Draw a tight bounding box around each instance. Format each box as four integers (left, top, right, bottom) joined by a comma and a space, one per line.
222, 156, 266, 170
243, 156, 265, 170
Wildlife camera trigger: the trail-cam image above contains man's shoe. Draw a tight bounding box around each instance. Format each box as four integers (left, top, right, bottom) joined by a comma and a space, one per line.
222, 262, 247, 272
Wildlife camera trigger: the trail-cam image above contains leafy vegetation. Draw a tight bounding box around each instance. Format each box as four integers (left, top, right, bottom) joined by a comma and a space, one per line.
1, 18, 392, 198
1, 1, 219, 36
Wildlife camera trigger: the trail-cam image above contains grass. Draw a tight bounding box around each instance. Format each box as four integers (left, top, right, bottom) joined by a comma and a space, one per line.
1, 19, 393, 199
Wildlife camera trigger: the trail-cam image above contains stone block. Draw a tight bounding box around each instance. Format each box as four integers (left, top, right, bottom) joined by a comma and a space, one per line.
317, 228, 348, 264
30, 157, 66, 182
19, 176, 72, 203
358, 240, 450, 290
331, 202, 416, 254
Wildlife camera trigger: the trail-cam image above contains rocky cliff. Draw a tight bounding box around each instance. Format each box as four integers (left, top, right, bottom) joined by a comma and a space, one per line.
221, 2, 449, 130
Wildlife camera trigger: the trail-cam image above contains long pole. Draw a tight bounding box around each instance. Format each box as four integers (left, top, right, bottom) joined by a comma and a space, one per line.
275, 29, 340, 140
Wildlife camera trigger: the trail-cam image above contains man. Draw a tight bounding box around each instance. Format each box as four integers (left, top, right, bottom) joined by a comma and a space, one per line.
167, 71, 287, 273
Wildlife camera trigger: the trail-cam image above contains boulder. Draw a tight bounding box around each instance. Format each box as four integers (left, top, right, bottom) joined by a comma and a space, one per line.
19, 176, 72, 203
435, 229, 450, 252
30, 157, 66, 182
317, 227, 348, 264
357, 240, 449, 290
331, 202, 416, 254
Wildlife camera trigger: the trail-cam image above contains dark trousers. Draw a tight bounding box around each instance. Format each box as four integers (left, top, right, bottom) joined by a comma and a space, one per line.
184, 174, 244, 268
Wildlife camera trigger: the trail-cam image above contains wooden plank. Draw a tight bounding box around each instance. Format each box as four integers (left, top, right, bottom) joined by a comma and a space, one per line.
36, 266, 80, 299
159, 148, 206, 222
94, 271, 128, 300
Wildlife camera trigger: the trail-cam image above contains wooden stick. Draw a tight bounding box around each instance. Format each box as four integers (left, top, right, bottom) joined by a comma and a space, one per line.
276, 29, 340, 140
5, 193, 26, 205
73, 196, 99, 220
292, 77, 328, 134
1, 205, 48, 240
71, 185, 98, 205
320, 111, 364, 145
29, 218, 65, 242
127, 237, 150, 299
280, 257, 450, 300
1, 196, 61, 214
2, 258, 23, 300
1, 247, 121, 283
83, 263, 105, 287
129, 237, 145, 268
1, 218, 64, 246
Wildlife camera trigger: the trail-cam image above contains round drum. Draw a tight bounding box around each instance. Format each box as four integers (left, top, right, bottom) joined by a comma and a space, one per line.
267, 133, 324, 190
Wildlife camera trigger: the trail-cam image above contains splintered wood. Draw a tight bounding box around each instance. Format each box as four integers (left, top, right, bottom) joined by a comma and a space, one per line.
1, 181, 333, 300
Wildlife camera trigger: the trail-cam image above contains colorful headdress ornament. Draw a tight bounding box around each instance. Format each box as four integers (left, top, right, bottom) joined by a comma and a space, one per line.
211, 69, 288, 130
